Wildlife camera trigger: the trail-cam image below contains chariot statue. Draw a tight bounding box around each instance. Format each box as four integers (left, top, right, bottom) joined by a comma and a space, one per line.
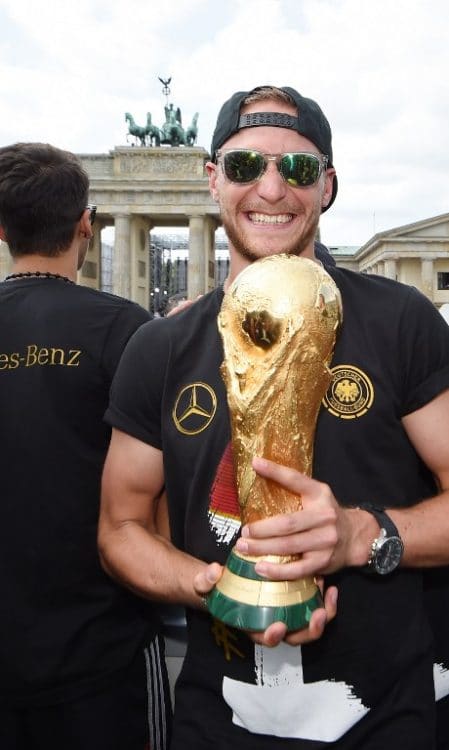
124, 77, 199, 148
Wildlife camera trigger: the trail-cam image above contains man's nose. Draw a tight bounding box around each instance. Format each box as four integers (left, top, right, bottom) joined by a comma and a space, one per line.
255, 159, 288, 203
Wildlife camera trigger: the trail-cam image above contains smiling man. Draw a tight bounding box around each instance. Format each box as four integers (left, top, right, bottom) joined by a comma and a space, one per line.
208, 88, 336, 270
99, 86, 449, 749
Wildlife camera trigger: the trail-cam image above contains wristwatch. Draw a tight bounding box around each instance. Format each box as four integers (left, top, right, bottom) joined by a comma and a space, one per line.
363, 504, 404, 575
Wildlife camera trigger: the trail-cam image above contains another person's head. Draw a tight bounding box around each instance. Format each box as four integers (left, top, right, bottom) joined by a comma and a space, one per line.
0, 142, 93, 261
206, 85, 336, 267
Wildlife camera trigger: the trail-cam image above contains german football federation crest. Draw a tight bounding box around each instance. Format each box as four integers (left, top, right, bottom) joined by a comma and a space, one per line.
322, 364, 374, 419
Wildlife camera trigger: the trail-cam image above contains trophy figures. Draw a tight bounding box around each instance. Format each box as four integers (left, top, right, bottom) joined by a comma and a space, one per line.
207, 254, 342, 631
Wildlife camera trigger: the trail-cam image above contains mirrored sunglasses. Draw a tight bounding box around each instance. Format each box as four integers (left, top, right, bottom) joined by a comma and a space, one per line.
216, 149, 328, 188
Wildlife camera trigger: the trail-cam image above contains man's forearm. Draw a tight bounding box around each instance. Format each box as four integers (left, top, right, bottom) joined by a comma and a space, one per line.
99, 520, 208, 608
389, 489, 449, 568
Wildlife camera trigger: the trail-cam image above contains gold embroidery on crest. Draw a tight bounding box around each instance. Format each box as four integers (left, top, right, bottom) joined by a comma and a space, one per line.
322, 365, 374, 419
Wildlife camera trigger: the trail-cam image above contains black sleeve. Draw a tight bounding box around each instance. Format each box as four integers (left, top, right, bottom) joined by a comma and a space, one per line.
104, 318, 169, 449
399, 286, 449, 415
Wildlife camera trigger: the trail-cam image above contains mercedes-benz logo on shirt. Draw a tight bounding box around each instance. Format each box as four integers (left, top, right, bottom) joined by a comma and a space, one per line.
172, 382, 217, 435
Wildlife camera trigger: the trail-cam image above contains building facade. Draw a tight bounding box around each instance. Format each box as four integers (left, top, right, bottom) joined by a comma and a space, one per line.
349, 213, 449, 308
1, 144, 448, 310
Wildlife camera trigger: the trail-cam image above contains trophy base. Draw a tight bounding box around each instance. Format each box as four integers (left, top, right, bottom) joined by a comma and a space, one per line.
207, 548, 322, 632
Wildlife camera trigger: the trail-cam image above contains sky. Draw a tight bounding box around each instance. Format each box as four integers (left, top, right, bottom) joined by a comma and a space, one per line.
1, 0, 449, 248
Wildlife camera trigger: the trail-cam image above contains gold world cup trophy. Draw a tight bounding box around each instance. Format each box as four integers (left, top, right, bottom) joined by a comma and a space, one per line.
207, 254, 342, 631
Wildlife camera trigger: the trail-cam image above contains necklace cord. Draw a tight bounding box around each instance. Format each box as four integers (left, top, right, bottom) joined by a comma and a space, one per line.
4, 271, 74, 284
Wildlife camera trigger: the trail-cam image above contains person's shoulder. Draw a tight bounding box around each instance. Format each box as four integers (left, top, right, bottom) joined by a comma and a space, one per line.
163, 287, 224, 327
328, 267, 445, 333
74, 284, 147, 309
328, 266, 417, 301
72, 284, 151, 320
125, 288, 223, 355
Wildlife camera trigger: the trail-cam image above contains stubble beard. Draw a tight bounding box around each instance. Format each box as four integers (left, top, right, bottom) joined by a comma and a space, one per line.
220, 202, 322, 263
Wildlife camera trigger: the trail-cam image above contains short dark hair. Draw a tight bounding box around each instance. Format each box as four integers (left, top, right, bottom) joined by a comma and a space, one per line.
0, 142, 89, 257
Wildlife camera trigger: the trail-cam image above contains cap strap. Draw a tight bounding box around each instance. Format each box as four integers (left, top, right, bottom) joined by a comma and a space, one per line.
238, 112, 300, 130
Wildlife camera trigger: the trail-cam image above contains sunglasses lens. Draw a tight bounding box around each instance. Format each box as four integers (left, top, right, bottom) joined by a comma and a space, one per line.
280, 154, 321, 187
89, 206, 97, 225
223, 151, 265, 183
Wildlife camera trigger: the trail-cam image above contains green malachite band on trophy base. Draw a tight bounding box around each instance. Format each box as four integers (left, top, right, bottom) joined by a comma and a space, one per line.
207, 585, 323, 631
207, 549, 323, 631
226, 549, 268, 581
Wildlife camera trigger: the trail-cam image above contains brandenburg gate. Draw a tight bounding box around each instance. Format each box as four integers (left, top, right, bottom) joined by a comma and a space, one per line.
79, 146, 220, 307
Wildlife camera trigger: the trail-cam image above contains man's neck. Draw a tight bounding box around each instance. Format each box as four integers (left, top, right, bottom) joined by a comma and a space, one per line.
10, 254, 77, 282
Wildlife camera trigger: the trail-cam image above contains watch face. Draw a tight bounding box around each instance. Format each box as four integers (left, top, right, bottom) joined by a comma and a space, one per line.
375, 536, 404, 575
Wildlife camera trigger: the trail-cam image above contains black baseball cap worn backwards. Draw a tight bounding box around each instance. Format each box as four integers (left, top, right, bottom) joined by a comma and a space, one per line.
211, 85, 338, 211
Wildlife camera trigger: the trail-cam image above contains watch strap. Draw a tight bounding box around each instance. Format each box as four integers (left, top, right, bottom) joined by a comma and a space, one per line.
363, 503, 404, 574
362, 503, 399, 538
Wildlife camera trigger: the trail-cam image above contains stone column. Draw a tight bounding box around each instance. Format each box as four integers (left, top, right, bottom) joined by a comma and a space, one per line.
384, 258, 397, 280
130, 217, 151, 310
113, 213, 131, 299
421, 258, 434, 300
188, 215, 206, 299
205, 217, 218, 292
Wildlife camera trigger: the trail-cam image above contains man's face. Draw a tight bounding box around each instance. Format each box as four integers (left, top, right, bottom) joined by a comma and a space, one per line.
207, 99, 335, 267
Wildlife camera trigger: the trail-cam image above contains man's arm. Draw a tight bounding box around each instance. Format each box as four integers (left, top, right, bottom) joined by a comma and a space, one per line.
235, 389, 449, 577
98, 427, 208, 608
392, 388, 449, 566
99, 427, 338, 647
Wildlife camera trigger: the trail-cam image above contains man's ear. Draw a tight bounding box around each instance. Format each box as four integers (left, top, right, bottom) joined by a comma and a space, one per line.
0, 225, 7, 242
78, 209, 93, 240
322, 169, 336, 209
205, 161, 219, 202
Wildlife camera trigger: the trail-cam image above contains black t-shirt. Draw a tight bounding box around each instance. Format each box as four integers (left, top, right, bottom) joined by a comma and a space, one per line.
106, 266, 449, 749
0, 277, 158, 707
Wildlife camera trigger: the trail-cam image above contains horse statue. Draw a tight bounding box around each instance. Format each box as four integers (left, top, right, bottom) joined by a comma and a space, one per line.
145, 112, 162, 147
160, 103, 186, 146
185, 112, 199, 146
125, 113, 148, 146
125, 100, 200, 148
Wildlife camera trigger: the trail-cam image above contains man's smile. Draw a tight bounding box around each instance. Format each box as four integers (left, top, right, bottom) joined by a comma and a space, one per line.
247, 212, 294, 225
